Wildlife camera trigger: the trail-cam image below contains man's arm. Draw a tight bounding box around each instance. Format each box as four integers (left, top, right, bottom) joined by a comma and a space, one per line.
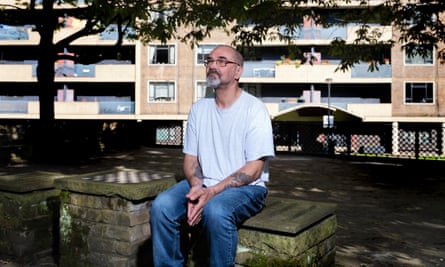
183, 153, 203, 187
211, 157, 266, 195
187, 157, 266, 203
183, 153, 207, 225
184, 154, 267, 226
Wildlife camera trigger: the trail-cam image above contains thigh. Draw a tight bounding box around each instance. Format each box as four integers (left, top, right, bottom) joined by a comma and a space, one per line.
204, 185, 268, 225
152, 179, 190, 215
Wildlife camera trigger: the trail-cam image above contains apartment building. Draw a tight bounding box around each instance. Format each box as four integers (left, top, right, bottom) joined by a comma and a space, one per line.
0, 3, 444, 159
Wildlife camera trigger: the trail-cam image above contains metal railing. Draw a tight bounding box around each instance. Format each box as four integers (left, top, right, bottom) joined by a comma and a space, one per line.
272, 121, 445, 160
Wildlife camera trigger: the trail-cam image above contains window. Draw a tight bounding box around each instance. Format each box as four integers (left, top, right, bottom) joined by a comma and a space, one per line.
148, 81, 175, 102
405, 45, 433, 65
149, 45, 175, 64
405, 82, 434, 104
149, 9, 173, 23
242, 84, 261, 97
195, 81, 213, 101
196, 44, 218, 64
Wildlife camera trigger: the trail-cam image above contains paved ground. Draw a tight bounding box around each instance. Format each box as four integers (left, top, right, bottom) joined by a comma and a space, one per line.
1, 147, 445, 266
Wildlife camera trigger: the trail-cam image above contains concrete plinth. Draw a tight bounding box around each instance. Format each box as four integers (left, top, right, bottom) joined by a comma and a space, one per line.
0, 171, 65, 264
54, 169, 176, 267
237, 197, 337, 266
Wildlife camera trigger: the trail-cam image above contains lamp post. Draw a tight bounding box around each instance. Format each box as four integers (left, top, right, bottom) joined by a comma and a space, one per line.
325, 78, 333, 154
325, 78, 332, 128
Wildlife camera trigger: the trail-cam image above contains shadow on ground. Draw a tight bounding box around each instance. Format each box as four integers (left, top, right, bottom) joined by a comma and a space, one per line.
1, 147, 444, 267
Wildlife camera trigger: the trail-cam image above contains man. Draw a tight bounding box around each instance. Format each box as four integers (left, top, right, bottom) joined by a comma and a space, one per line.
150, 45, 275, 267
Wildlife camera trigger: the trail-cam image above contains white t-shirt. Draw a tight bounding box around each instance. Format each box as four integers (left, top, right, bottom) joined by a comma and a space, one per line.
183, 91, 275, 187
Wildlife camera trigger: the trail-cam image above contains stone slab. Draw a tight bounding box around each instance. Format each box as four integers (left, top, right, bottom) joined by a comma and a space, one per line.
241, 196, 337, 235
236, 197, 337, 266
0, 171, 66, 193
54, 169, 176, 200
238, 215, 337, 263
0, 188, 60, 262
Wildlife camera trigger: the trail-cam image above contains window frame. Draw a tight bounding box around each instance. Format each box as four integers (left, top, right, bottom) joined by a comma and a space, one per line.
147, 81, 176, 103
404, 81, 435, 104
404, 45, 434, 66
195, 81, 213, 101
195, 44, 220, 65
148, 44, 176, 65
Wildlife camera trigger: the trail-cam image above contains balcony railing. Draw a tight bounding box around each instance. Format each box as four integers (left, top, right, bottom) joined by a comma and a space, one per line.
0, 60, 135, 82
0, 101, 29, 113
99, 101, 135, 114
0, 26, 29, 40
0, 99, 134, 115
351, 63, 392, 78
242, 60, 392, 80
279, 25, 348, 40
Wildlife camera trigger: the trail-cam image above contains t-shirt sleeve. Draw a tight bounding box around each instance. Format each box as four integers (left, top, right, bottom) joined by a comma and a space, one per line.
183, 105, 198, 156
245, 102, 275, 162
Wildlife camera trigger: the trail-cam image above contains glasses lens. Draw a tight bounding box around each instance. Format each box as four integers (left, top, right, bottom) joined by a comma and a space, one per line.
216, 59, 226, 66
205, 59, 235, 67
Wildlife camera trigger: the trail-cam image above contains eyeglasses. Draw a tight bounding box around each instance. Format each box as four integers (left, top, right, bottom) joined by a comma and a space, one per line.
204, 58, 240, 67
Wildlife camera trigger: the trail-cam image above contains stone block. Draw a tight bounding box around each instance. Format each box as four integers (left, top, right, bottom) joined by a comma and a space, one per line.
56, 169, 175, 267
87, 236, 144, 256
0, 187, 60, 263
54, 170, 176, 200
69, 192, 150, 211
237, 215, 337, 265
68, 202, 149, 226
87, 252, 138, 267
87, 221, 149, 242
236, 197, 337, 266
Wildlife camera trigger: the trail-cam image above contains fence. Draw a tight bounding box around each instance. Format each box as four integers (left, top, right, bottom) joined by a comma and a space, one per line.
272, 121, 445, 160
153, 121, 445, 160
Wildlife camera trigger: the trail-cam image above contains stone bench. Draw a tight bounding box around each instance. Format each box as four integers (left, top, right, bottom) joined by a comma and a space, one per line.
0, 171, 65, 264
236, 196, 337, 266
189, 196, 337, 266
54, 169, 176, 267
1, 169, 336, 267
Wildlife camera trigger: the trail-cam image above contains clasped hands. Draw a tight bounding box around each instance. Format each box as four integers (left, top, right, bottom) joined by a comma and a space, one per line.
186, 185, 216, 226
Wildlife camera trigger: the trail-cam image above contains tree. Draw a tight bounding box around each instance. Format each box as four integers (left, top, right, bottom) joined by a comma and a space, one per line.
0, 0, 223, 161
0, 0, 444, 160
225, 0, 444, 71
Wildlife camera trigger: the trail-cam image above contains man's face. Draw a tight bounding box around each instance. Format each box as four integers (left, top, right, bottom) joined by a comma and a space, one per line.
205, 47, 242, 89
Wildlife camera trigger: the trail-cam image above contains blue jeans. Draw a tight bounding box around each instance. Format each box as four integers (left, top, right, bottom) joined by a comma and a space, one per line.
150, 179, 268, 267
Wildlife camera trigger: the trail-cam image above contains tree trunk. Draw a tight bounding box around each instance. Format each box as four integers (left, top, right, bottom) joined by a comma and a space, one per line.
33, 0, 57, 162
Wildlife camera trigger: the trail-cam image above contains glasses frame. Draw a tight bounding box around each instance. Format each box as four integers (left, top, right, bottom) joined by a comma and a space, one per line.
204, 58, 240, 67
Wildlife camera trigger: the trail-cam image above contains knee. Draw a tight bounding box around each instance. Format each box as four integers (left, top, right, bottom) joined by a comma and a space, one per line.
150, 191, 175, 217
202, 201, 232, 224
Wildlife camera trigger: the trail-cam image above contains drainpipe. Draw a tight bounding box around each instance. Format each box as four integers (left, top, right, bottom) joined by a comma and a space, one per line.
310, 84, 314, 103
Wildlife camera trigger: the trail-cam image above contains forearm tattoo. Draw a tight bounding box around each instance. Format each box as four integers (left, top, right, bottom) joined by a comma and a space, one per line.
193, 162, 204, 180
226, 172, 252, 189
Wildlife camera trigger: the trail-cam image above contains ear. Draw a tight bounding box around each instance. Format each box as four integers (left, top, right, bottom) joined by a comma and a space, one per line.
234, 65, 243, 80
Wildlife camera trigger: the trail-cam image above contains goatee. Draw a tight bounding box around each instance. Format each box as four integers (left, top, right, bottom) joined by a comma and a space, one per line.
206, 75, 221, 88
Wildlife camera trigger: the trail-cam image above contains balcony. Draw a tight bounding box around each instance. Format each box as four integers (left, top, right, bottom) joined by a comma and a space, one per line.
0, 98, 134, 118
0, 60, 135, 82
241, 60, 391, 83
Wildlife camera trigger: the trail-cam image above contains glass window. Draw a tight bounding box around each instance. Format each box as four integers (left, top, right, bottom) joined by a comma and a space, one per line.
196, 44, 218, 64
195, 81, 213, 101
149, 45, 175, 64
242, 84, 261, 97
149, 9, 173, 23
405, 82, 434, 104
148, 81, 175, 102
405, 45, 433, 65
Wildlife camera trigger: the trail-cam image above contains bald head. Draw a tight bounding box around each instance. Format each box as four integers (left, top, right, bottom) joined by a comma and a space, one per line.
212, 45, 244, 67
